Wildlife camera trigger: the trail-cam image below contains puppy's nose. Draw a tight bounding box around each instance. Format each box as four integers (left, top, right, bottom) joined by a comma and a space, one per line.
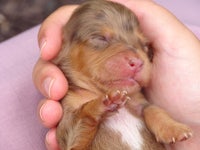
128, 58, 143, 70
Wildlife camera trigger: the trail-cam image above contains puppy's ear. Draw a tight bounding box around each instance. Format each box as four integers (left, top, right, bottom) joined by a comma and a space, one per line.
144, 44, 154, 62
135, 29, 154, 62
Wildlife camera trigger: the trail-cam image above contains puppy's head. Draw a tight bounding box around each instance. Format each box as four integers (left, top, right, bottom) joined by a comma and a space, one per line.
54, 0, 152, 94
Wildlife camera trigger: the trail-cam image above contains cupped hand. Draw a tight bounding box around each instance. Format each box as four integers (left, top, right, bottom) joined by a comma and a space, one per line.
33, 1, 200, 150
33, 5, 77, 149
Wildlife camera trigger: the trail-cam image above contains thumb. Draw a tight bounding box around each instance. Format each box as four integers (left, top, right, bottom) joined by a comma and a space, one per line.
38, 5, 78, 60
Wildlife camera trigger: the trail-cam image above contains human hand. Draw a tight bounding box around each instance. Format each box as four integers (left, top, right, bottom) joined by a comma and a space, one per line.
115, 1, 200, 150
33, 1, 200, 150
33, 5, 77, 150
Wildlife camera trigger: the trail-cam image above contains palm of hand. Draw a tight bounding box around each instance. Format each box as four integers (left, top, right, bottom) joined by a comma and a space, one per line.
146, 36, 200, 125
126, 0, 200, 126
147, 45, 200, 150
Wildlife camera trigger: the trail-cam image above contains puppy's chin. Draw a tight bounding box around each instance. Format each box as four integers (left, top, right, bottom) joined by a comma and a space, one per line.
96, 77, 142, 94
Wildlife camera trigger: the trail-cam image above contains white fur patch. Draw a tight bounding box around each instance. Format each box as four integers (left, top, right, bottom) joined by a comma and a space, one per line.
105, 107, 143, 150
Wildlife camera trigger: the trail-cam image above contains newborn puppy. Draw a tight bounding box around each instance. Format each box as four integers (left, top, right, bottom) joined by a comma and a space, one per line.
53, 1, 192, 150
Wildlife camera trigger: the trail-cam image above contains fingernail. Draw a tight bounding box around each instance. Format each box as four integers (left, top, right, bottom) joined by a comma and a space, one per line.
45, 129, 58, 150
43, 77, 55, 98
40, 102, 47, 122
45, 131, 51, 145
45, 131, 52, 150
39, 39, 47, 56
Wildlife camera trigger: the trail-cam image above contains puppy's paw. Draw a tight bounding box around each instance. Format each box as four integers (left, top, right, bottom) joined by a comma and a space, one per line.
103, 90, 130, 111
155, 122, 193, 144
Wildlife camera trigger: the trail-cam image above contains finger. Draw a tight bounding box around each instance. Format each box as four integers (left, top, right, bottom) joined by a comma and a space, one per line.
46, 128, 60, 150
32, 59, 68, 100
38, 99, 63, 128
38, 5, 78, 60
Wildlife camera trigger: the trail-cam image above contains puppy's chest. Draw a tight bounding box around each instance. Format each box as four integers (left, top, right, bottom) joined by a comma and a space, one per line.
103, 107, 144, 150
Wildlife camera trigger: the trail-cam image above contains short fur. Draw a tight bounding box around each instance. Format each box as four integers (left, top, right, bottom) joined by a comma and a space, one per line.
53, 1, 192, 150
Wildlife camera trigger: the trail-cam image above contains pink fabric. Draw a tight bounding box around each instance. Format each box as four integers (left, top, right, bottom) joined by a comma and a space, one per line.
0, 1, 199, 149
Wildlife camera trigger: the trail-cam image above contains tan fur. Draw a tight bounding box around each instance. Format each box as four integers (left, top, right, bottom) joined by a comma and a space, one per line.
54, 0, 192, 150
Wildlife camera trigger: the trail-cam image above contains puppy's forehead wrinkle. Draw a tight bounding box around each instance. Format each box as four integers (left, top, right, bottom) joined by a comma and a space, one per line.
66, 0, 139, 44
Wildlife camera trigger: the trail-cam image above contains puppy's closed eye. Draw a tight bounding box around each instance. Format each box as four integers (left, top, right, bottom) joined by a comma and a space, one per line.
88, 34, 110, 49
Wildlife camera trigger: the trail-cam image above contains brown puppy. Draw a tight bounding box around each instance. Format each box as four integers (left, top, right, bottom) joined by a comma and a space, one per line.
53, 1, 192, 150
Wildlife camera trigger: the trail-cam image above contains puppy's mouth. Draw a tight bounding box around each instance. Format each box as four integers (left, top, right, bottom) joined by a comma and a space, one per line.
96, 64, 143, 90
97, 77, 142, 93
112, 78, 137, 86
100, 77, 139, 88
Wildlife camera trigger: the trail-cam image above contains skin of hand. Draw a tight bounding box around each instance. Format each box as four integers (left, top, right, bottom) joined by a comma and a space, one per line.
33, 0, 200, 150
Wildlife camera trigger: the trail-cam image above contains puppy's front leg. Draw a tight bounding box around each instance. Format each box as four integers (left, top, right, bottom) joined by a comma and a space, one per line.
57, 90, 129, 150
143, 105, 193, 144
